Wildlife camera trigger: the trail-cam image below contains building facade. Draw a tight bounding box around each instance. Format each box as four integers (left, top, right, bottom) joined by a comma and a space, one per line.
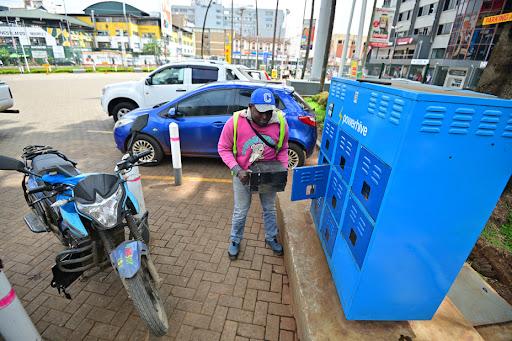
170, 14, 195, 58
366, 0, 509, 88
172, 0, 287, 39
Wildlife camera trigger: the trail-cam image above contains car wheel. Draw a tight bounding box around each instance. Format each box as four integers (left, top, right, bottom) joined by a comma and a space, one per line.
112, 101, 138, 121
288, 142, 305, 168
130, 135, 164, 166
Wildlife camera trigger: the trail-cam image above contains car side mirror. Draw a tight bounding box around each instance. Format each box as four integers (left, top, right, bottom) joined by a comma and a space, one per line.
131, 114, 149, 133
168, 107, 176, 117
0, 155, 25, 172
145, 77, 152, 86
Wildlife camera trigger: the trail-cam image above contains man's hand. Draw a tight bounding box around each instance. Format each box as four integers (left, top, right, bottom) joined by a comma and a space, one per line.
238, 170, 250, 185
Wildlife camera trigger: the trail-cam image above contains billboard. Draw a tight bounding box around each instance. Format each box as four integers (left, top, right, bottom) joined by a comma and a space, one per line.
369, 8, 394, 47
301, 19, 316, 50
161, 0, 172, 36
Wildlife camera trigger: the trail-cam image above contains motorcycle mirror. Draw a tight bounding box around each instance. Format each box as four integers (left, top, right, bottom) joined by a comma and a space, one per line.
0, 155, 25, 172
130, 114, 149, 133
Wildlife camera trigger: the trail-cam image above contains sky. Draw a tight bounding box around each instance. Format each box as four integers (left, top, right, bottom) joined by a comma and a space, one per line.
2, 0, 382, 38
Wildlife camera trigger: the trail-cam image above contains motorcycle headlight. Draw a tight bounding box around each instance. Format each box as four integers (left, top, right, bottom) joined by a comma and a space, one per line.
76, 186, 124, 228
114, 118, 134, 130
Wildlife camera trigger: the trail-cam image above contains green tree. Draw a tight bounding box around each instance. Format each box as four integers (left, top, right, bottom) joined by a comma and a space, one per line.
142, 40, 162, 57
0, 47, 10, 65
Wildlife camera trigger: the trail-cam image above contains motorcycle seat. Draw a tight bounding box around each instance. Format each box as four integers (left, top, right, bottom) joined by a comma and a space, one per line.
32, 154, 80, 177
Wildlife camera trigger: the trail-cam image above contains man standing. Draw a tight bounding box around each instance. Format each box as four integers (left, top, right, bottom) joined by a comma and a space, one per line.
218, 88, 289, 260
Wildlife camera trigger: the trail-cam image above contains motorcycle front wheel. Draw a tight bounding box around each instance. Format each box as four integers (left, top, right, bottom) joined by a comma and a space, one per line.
123, 257, 168, 336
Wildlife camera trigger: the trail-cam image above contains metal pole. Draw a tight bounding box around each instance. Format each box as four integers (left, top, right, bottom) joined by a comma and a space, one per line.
255, 0, 259, 69
91, 9, 98, 49
361, 0, 377, 76
240, 8, 245, 65
301, 0, 315, 79
339, 0, 357, 76
231, 0, 234, 63
62, 0, 73, 63
14, 20, 30, 72
353, 0, 368, 70
319, 0, 336, 91
201, 0, 214, 58
271, 0, 279, 70
122, 1, 132, 62
297, 0, 308, 77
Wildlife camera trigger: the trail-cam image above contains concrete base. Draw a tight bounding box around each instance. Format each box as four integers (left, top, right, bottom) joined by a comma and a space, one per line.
277, 182, 484, 340
286, 79, 330, 96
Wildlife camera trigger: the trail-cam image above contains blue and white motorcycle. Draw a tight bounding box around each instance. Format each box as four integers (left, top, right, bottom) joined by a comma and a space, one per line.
0, 115, 168, 336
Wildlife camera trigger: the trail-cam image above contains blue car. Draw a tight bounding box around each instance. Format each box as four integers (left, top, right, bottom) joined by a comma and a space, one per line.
113, 81, 317, 168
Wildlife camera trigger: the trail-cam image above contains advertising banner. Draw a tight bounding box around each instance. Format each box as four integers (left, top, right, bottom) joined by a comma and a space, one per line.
52, 45, 65, 58
301, 19, 316, 50
483, 12, 512, 25
369, 8, 394, 47
161, 0, 172, 36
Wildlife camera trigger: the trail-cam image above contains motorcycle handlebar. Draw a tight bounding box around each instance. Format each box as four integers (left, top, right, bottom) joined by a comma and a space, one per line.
27, 184, 53, 195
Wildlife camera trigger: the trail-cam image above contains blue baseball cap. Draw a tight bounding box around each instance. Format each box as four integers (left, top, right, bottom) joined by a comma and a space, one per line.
250, 88, 276, 112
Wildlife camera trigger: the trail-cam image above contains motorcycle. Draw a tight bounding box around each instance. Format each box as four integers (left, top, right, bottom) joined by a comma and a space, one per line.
0, 114, 168, 336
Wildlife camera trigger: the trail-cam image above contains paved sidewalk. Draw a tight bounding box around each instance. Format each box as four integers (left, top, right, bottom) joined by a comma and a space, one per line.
0, 74, 298, 341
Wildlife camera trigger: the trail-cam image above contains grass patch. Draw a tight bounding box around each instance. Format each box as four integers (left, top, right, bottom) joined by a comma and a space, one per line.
482, 210, 512, 253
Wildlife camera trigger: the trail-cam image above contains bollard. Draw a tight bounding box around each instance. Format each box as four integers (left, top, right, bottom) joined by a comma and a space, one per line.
169, 123, 182, 186
0, 262, 41, 341
121, 155, 147, 218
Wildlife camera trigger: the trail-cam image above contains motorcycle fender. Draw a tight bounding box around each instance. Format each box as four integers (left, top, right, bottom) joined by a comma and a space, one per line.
110, 240, 148, 279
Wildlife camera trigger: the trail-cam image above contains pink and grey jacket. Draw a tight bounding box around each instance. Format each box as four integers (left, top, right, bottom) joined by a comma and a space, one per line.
218, 108, 289, 173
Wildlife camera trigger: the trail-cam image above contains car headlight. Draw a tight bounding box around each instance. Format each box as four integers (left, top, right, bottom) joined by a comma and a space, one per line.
114, 118, 134, 129
76, 186, 124, 228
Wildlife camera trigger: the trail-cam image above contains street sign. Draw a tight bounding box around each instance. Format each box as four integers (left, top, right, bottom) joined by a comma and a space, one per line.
482, 12, 512, 25
411, 59, 429, 65
350, 60, 358, 78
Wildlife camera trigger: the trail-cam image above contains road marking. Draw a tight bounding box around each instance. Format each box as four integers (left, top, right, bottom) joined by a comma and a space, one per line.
87, 130, 112, 134
141, 175, 232, 184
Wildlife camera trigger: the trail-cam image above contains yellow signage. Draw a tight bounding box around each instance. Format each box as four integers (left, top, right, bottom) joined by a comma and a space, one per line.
350, 60, 358, 78
225, 33, 232, 63
483, 12, 512, 25
271, 69, 278, 79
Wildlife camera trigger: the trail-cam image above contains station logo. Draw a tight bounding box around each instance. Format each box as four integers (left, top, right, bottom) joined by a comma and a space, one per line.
341, 114, 368, 137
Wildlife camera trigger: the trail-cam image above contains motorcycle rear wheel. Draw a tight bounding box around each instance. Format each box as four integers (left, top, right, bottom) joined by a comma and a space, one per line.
123, 258, 168, 336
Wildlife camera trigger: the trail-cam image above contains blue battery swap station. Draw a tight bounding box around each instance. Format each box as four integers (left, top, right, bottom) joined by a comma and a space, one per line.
291, 78, 512, 321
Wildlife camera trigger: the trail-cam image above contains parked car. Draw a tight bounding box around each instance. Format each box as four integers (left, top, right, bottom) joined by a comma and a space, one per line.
0, 81, 14, 112
113, 82, 317, 168
101, 60, 251, 121
240, 68, 272, 81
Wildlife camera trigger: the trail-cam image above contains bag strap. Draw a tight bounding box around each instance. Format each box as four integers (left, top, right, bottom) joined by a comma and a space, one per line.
233, 112, 240, 156
247, 119, 277, 151
276, 111, 286, 153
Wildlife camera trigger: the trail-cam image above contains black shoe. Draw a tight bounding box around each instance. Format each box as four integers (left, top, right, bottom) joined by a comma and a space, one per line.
228, 241, 240, 260
266, 238, 284, 256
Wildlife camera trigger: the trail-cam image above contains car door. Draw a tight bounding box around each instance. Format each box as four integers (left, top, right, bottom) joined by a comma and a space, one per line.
144, 66, 190, 107
170, 88, 237, 156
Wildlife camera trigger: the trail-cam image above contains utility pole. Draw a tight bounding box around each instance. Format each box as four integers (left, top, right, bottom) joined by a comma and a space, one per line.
271, 0, 279, 70
255, 0, 259, 69
319, 0, 336, 91
301, 0, 314, 79
231, 0, 234, 63
201, 0, 214, 58
361, 0, 377, 76
4, 14, 23, 72
297, 0, 307, 76
339, 0, 356, 76
240, 7, 245, 65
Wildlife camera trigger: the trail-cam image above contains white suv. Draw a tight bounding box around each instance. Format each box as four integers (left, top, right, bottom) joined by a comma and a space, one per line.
101, 61, 250, 121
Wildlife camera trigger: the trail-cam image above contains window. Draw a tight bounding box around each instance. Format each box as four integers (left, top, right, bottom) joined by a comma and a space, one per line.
192, 67, 219, 84
414, 26, 431, 35
431, 48, 446, 58
437, 23, 453, 35
97, 42, 110, 49
226, 69, 239, 80
29, 37, 46, 46
419, 3, 437, 16
116, 29, 125, 36
234, 88, 286, 112
444, 0, 459, 11
176, 89, 236, 116
97, 30, 109, 36
398, 10, 411, 21
151, 67, 184, 85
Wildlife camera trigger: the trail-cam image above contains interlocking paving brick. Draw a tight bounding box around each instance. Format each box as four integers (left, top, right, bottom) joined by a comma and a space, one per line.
0, 73, 297, 341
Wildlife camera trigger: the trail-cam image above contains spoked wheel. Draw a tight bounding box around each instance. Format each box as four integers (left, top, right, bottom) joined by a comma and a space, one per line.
123, 258, 168, 336
130, 135, 163, 165
288, 142, 306, 168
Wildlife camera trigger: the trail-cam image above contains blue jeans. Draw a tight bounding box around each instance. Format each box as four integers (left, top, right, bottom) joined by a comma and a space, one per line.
231, 176, 278, 244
